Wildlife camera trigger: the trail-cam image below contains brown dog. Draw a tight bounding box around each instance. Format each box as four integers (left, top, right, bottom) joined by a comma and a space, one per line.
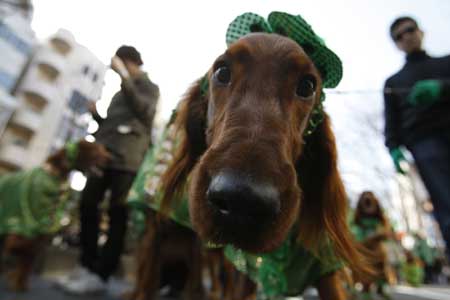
126, 209, 204, 300
352, 191, 393, 296
0, 140, 110, 291
156, 33, 370, 299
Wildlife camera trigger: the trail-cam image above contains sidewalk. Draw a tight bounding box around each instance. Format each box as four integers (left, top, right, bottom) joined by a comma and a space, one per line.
0, 244, 135, 300
2, 244, 450, 300
0, 276, 127, 300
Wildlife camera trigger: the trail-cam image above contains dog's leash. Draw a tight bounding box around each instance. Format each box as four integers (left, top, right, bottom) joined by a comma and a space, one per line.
326, 87, 412, 95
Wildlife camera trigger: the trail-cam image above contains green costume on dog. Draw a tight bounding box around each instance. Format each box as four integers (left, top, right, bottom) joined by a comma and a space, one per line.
0, 168, 67, 237
128, 124, 342, 298
127, 11, 345, 299
0, 142, 79, 237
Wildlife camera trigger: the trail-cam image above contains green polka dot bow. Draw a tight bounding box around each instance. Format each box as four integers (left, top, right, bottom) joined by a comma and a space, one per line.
226, 11, 343, 89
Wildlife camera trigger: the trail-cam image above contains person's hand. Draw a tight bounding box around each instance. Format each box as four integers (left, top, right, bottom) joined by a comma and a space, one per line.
408, 80, 442, 106
111, 55, 130, 79
390, 147, 408, 174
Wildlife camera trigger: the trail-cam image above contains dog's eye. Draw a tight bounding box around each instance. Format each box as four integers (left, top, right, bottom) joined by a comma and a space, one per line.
296, 75, 316, 99
213, 65, 231, 85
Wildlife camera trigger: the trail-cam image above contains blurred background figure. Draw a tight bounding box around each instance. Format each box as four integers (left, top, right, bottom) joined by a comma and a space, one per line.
57, 45, 160, 295
412, 232, 443, 284
351, 191, 395, 300
0, 140, 110, 292
402, 250, 425, 287
383, 16, 450, 261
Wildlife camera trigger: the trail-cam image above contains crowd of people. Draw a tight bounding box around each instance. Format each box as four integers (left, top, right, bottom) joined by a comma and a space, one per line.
0, 12, 449, 300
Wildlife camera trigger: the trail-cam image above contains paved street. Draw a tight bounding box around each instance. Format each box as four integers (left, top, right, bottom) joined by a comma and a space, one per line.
301, 285, 450, 300
1, 276, 450, 300
0, 276, 128, 300
1, 246, 449, 300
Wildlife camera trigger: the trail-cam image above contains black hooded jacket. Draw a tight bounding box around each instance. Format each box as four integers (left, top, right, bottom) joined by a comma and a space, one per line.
384, 51, 450, 150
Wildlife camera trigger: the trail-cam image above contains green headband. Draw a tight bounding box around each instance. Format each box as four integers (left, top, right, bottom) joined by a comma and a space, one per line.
65, 141, 79, 168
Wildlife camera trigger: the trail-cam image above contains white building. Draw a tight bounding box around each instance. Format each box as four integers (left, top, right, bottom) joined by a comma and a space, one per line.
0, 0, 33, 22
0, 1, 35, 172
0, 2, 35, 132
0, 26, 106, 173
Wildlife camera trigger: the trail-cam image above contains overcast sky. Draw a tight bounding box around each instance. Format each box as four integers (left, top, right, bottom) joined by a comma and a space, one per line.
31, 1, 450, 223
31, 0, 450, 118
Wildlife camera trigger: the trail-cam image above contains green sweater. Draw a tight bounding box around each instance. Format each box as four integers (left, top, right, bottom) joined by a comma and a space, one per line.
0, 167, 67, 237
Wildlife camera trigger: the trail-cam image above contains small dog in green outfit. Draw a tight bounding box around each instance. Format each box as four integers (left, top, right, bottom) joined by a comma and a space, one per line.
0, 140, 110, 291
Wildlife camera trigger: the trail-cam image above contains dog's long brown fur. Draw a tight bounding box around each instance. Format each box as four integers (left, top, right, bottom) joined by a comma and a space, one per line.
131, 33, 370, 300
127, 209, 204, 300
0, 140, 110, 291
134, 33, 372, 300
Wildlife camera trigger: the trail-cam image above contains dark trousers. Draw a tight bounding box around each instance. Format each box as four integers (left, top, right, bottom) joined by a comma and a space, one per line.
409, 132, 450, 259
79, 168, 136, 281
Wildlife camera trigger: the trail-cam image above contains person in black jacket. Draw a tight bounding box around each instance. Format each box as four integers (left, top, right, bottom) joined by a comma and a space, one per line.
59, 45, 160, 294
384, 16, 450, 260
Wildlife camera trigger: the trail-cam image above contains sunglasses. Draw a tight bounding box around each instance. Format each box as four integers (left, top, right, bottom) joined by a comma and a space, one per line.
393, 25, 417, 42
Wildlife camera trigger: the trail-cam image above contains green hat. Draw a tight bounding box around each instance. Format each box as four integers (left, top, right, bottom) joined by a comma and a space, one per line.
226, 12, 342, 88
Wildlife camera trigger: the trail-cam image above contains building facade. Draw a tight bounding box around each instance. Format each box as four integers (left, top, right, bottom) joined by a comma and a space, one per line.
0, 1, 35, 172
0, 8, 106, 173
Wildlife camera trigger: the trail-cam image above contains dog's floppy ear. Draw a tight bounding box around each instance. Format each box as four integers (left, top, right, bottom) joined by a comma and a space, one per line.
296, 113, 370, 278
160, 78, 208, 214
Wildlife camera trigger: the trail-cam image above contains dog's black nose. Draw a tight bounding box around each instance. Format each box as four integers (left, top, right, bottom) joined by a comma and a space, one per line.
207, 171, 280, 221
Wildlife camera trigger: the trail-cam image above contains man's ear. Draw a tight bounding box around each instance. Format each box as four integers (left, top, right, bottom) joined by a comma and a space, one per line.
160, 78, 208, 214
295, 113, 371, 278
